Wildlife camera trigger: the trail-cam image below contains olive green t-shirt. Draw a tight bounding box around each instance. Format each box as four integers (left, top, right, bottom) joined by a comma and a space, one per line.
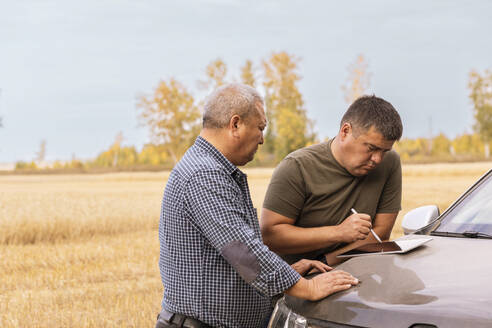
263, 139, 402, 264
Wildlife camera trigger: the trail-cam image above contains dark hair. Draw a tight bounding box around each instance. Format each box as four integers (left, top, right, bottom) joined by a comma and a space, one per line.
203, 83, 263, 129
341, 95, 403, 140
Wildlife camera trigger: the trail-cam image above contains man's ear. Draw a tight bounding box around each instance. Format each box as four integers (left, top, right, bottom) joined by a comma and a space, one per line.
339, 122, 352, 141
229, 115, 242, 138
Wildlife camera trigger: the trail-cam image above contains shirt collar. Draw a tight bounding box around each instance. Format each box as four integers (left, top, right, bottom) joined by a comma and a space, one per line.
194, 136, 244, 178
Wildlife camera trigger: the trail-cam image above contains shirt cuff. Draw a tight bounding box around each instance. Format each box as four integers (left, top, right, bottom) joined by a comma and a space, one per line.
252, 259, 301, 297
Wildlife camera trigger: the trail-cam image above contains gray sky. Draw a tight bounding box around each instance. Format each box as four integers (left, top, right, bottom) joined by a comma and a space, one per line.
1, 0, 491, 162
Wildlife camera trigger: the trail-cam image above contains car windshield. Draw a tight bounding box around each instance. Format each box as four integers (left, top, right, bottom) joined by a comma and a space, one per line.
434, 171, 492, 235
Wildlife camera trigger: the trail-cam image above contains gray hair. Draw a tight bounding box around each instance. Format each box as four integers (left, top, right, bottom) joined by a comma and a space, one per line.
203, 83, 263, 129
341, 95, 403, 141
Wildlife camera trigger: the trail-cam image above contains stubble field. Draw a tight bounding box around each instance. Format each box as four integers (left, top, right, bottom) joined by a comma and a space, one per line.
1, 162, 490, 327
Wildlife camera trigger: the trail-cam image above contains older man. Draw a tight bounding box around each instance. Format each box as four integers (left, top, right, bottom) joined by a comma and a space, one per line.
156, 84, 358, 328
261, 95, 403, 265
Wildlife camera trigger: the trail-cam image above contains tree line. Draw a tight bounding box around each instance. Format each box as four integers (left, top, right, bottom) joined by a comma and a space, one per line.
14, 54, 492, 171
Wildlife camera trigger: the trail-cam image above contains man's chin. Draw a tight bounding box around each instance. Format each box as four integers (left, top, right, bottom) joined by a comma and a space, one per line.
248, 149, 258, 161
352, 167, 374, 176
238, 155, 256, 166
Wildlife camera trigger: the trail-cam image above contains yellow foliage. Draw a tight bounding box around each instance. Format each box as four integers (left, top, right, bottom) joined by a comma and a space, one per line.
341, 54, 372, 104
452, 133, 484, 156
275, 106, 309, 159
138, 144, 169, 165
394, 137, 430, 159
431, 133, 451, 157
14, 161, 38, 170
468, 69, 492, 143
240, 59, 255, 87
199, 58, 228, 90
262, 52, 316, 160
138, 79, 201, 164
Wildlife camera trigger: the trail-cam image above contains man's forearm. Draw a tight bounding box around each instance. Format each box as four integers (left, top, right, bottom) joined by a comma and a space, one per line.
262, 223, 343, 254
284, 276, 313, 300
373, 213, 398, 240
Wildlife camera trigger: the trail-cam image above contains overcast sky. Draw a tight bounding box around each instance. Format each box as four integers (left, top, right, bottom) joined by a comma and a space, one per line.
1, 0, 491, 162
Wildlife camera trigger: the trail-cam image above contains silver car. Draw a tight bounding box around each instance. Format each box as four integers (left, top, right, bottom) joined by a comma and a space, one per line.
269, 169, 492, 328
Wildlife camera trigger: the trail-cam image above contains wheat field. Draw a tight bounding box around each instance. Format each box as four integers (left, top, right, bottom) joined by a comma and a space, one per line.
1, 163, 491, 327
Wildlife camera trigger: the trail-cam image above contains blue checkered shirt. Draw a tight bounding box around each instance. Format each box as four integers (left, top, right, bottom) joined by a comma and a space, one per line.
158, 136, 300, 328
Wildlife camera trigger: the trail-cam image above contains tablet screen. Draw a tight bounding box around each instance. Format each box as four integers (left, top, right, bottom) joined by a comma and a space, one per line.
339, 241, 402, 257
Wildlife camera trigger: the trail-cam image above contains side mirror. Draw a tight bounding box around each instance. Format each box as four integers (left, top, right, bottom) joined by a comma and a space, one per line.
401, 205, 440, 235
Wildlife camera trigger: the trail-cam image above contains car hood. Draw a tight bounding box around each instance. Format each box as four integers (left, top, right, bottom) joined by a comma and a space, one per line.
285, 235, 492, 328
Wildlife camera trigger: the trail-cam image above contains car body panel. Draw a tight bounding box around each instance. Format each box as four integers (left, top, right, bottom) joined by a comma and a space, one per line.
285, 235, 492, 327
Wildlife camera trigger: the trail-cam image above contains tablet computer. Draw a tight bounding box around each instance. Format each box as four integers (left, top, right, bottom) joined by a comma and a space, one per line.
336, 238, 432, 258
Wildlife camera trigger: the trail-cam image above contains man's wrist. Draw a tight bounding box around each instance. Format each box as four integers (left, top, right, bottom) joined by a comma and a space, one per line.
285, 277, 314, 301
324, 225, 344, 244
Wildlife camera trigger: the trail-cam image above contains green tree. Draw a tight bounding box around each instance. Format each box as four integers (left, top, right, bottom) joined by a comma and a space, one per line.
468, 69, 492, 158
341, 54, 372, 104
138, 78, 201, 164
262, 52, 316, 161
240, 60, 256, 87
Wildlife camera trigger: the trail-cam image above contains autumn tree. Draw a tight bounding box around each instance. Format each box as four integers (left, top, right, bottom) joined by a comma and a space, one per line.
138, 78, 201, 164
111, 132, 123, 166
341, 54, 372, 104
431, 133, 451, 157
468, 69, 492, 158
199, 58, 228, 91
36, 139, 47, 163
394, 138, 429, 161
262, 52, 316, 161
240, 60, 256, 87
93, 132, 139, 167
138, 144, 169, 166
452, 133, 484, 157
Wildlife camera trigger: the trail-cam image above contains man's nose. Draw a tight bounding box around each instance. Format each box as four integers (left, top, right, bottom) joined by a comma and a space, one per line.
371, 151, 383, 164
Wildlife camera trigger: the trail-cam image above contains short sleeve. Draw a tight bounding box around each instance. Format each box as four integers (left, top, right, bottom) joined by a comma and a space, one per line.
377, 151, 402, 213
262, 158, 306, 221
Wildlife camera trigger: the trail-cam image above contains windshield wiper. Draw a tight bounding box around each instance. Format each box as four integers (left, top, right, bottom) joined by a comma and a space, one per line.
431, 231, 492, 239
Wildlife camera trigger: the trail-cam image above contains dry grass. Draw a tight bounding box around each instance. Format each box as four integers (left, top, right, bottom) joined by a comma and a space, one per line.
0, 231, 161, 327
0, 163, 490, 327
0, 172, 169, 244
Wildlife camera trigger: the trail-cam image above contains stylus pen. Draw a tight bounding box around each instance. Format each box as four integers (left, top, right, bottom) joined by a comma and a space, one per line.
350, 208, 383, 243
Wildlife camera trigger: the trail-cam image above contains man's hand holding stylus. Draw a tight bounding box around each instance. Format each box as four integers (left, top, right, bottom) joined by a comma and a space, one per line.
337, 211, 372, 243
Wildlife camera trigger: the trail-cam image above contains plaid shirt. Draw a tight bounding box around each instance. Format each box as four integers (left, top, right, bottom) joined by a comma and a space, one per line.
159, 136, 300, 328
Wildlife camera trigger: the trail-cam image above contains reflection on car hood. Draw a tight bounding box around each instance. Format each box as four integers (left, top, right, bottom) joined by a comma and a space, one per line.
285, 235, 492, 328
